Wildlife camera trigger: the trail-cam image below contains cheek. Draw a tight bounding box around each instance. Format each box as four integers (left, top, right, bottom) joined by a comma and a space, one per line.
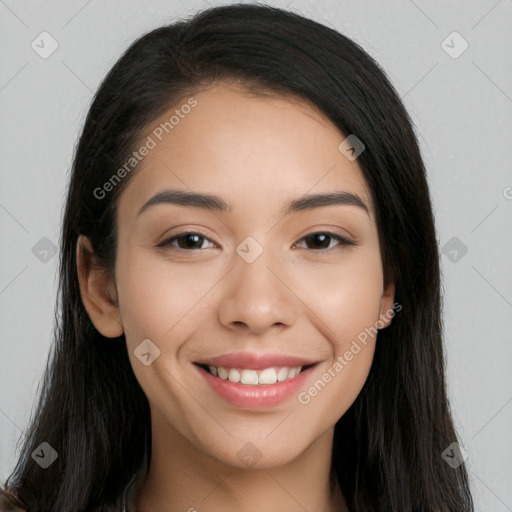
293, 247, 384, 344
114, 248, 220, 413
291, 249, 383, 413
115, 246, 221, 340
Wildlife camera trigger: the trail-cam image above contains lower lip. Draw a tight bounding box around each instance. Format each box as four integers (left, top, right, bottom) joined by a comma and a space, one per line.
194, 364, 317, 409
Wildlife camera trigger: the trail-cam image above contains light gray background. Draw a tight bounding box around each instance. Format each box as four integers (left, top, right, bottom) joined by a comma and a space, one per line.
1, 0, 511, 510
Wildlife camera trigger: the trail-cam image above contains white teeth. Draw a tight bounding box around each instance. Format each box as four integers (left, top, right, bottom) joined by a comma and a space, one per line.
217, 366, 228, 380
277, 367, 289, 381
205, 365, 304, 385
228, 368, 241, 383
240, 369, 259, 385
287, 367, 300, 379
258, 367, 277, 384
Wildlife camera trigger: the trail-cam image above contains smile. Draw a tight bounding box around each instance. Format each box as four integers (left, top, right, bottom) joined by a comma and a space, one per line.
193, 362, 318, 409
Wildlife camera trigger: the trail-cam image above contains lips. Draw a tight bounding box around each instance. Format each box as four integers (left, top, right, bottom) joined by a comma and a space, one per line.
194, 362, 318, 409
192, 352, 321, 409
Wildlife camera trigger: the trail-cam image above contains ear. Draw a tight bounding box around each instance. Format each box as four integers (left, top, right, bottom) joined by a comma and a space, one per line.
378, 279, 396, 329
76, 235, 124, 338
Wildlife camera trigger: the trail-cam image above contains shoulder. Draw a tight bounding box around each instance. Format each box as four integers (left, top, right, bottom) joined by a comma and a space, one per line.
0, 489, 26, 512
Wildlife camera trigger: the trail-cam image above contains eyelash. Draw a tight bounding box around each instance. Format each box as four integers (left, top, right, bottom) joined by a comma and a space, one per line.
155, 230, 355, 253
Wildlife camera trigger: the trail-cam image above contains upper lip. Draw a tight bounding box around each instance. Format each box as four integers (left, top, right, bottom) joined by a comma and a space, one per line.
194, 352, 319, 370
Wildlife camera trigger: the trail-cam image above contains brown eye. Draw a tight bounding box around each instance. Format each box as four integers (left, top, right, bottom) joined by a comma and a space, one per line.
157, 232, 216, 250
294, 232, 355, 251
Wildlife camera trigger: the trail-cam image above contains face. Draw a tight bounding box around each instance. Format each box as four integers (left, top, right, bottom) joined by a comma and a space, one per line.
85, 81, 395, 469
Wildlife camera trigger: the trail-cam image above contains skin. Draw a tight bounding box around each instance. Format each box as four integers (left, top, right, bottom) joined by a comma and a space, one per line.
77, 81, 395, 512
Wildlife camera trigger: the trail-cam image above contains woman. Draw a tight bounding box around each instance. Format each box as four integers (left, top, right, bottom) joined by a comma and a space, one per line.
1, 4, 474, 511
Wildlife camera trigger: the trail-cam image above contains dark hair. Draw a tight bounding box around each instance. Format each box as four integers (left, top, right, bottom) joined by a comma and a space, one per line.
4, 3, 473, 511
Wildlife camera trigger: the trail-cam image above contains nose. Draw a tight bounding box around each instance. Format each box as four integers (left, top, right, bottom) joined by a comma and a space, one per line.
217, 247, 298, 336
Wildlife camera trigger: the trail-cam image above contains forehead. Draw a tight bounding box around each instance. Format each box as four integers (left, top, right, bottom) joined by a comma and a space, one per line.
117, 82, 372, 220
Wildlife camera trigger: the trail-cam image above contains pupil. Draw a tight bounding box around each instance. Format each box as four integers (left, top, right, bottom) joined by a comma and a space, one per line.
308, 233, 329, 249
181, 234, 201, 248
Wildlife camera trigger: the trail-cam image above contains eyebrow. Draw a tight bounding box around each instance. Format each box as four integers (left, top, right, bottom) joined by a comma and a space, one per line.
137, 189, 370, 217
